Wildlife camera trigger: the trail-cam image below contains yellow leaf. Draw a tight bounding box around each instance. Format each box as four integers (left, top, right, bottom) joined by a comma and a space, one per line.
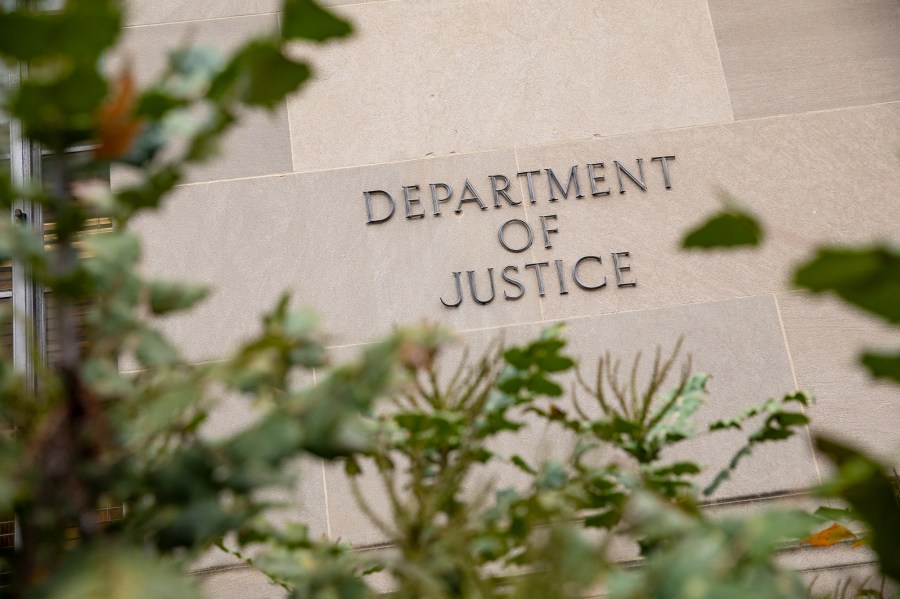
805, 523, 855, 547
95, 65, 142, 160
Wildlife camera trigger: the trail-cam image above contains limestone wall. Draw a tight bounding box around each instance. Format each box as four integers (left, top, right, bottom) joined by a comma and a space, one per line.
117, 1, 900, 594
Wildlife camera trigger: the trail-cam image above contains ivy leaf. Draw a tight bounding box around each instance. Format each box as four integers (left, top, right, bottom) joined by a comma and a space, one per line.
860, 349, 900, 384
282, 0, 353, 42
793, 244, 900, 325
682, 208, 762, 249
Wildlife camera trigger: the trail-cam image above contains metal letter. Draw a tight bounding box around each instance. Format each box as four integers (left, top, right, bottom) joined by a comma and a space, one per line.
403, 185, 425, 219
516, 170, 541, 204
490, 174, 520, 207
364, 190, 395, 224
545, 166, 584, 201
524, 261, 550, 296
455, 178, 487, 213
539, 214, 559, 249
467, 268, 496, 305
554, 259, 568, 295
612, 251, 637, 287
651, 155, 676, 189
430, 182, 453, 216
440, 272, 464, 307
502, 265, 526, 300
498, 219, 534, 253
587, 162, 610, 196
572, 256, 607, 290
613, 159, 647, 194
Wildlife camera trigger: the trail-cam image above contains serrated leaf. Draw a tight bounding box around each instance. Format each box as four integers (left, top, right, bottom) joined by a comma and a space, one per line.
647, 373, 708, 444
655, 461, 701, 476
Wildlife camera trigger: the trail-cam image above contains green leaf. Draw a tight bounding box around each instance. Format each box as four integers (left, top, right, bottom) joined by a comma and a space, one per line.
813, 506, 857, 524
536, 461, 568, 490
654, 461, 701, 476
794, 244, 900, 324
12, 64, 107, 146
704, 393, 810, 496
0, 11, 55, 61
527, 375, 563, 397
209, 40, 312, 109
584, 508, 621, 529
42, 547, 204, 599
147, 280, 209, 315
282, 0, 353, 42
511, 455, 537, 475
771, 412, 809, 427
225, 413, 305, 466
860, 349, 900, 384
134, 327, 181, 368
0, 0, 121, 64
134, 91, 188, 120
816, 437, 900, 582
682, 209, 762, 249
538, 353, 575, 373
647, 373, 708, 445
503, 347, 529, 370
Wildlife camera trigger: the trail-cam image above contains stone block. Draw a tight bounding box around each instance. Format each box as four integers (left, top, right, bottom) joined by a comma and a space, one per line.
123, 1, 279, 27
708, 0, 900, 119
285, 0, 733, 171
777, 292, 900, 465
134, 149, 543, 361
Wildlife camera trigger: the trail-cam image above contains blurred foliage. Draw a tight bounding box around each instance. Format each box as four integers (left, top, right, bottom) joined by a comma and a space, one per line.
0, 0, 895, 598
682, 185, 900, 597
682, 191, 762, 249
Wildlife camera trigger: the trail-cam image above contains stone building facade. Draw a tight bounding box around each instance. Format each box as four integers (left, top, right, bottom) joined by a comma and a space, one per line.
114, 1, 899, 595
